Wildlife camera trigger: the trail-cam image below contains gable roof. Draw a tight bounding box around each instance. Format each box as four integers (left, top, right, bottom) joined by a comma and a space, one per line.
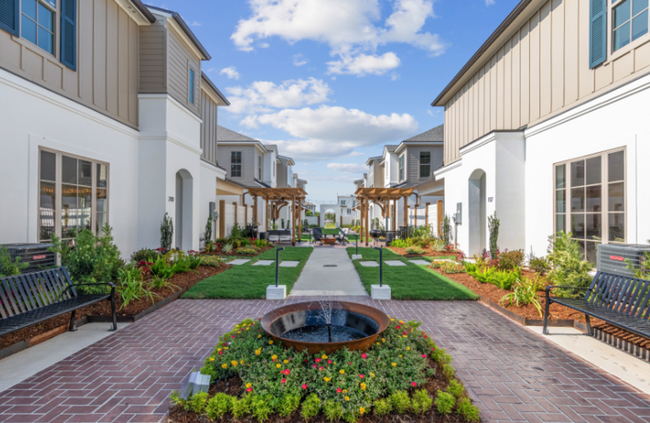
201, 72, 230, 106
146, 5, 211, 60
217, 125, 257, 142
404, 124, 444, 142
129, 0, 156, 23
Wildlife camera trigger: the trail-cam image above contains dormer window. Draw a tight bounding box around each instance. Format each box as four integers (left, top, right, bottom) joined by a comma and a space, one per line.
21, 0, 56, 55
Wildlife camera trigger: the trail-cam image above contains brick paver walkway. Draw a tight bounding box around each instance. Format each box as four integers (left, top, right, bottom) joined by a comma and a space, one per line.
0, 298, 649, 422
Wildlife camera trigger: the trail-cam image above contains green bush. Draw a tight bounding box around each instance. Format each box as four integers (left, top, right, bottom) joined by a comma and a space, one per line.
0, 246, 28, 277
446, 379, 464, 399
500, 278, 543, 316
488, 212, 500, 259
405, 246, 425, 255
251, 395, 275, 422
442, 363, 455, 379
373, 398, 392, 416
232, 395, 252, 418
390, 391, 411, 414
426, 367, 437, 378
49, 225, 123, 294
301, 394, 321, 420
411, 389, 433, 414
160, 213, 173, 250
130, 248, 159, 263
116, 265, 156, 310
187, 392, 209, 414
150, 256, 174, 279
499, 249, 525, 270
323, 399, 344, 421
200, 255, 223, 268
236, 247, 258, 255
457, 397, 480, 422
206, 393, 234, 419
529, 256, 551, 275
390, 239, 408, 248
434, 391, 455, 414
547, 232, 593, 297
279, 394, 301, 417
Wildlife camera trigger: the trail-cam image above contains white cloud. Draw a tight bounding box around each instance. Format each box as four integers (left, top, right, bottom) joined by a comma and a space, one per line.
225, 78, 331, 114
427, 110, 434, 116
293, 53, 308, 66
485, 0, 496, 5
231, 0, 446, 76
327, 163, 368, 173
220, 67, 241, 80
327, 52, 400, 76
191, 21, 202, 27
244, 105, 418, 161
348, 151, 365, 157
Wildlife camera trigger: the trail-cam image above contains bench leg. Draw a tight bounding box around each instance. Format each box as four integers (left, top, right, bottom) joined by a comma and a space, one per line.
585, 314, 592, 336
69, 309, 78, 332
109, 293, 118, 332
543, 291, 551, 335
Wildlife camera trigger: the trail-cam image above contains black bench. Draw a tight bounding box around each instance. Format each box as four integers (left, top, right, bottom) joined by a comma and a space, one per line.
543, 271, 650, 338
0, 267, 117, 336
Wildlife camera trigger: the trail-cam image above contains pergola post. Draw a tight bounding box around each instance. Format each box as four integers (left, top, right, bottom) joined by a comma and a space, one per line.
414, 204, 417, 228
298, 198, 303, 244
403, 197, 408, 228
425, 202, 430, 230
359, 199, 364, 246
253, 196, 258, 225
291, 196, 296, 246
392, 201, 396, 231
365, 198, 370, 247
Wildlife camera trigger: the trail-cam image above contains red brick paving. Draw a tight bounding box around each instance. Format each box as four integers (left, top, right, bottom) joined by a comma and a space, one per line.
0, 297, 649, 422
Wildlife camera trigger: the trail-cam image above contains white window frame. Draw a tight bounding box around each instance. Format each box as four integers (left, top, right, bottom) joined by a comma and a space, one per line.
399, 154, 405, 182
420, 151, 431, 178
20, 0, 58, 57
231, 151, 242, 178
609, 0, 650, 58
258, 155, 262, 180
188, 66, 196, 105
38, 147, 110, 243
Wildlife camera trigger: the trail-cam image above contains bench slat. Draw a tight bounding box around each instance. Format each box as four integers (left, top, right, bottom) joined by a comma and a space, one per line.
0, 281, 11, 318
45, 269, 68, 302
21, 273, 44, 309
5, 278, 27, 315
602, 274, 622, 308
38, 270, 60, 303
637, 286, 650, 319
631, 281, 650, 317
35, 272, 55, 306
591, 273, 611, 307
612, 276, 631, 313
61, 268, 77, 298
12, 275, 35, 312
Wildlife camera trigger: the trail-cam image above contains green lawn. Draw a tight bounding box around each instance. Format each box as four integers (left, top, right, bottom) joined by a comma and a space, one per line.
347, 248, 479, 301
184, 247, 313, 299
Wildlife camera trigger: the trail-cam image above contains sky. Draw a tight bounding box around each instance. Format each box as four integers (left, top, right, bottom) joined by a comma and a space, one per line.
149, 0, 521, 205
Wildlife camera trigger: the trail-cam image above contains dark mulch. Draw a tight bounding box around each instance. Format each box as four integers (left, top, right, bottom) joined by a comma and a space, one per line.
0, 264, 230, 350
388, 247, 463, 260
166, 358, 476, 423
203, 246, 274, 257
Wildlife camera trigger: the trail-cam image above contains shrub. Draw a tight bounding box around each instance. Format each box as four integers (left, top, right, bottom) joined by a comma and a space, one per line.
200, 255, 223, 268
405, 246, 425, 255
160, 213, 173, 250
626, 250, 650, 279
432, 238, 448, 252
441, 215, 451, 245
440, 262, 466, 274
279, 394, 301, 417
529, 256, 551, 275
204, 216, 213, 246
390, 391, 411, 414
373, 398, 392, 416
411, 389, 433, 414
446, 379, 464, 399
232, 395, 252, 418
390, 239, 408, 248
426, 367, 437, 378
206, 393, 234, 419
187, 392, 209, 414
0, 246, 28, 277
130, 248, 159, 263
251, 395, 274, 422
150, 256, 174, 279
117, 265, 156, 309
171, 256, 193, 274
222, 243, 234, 253
457, 397, 481, 422
490, 268, 520, 290
434, 391, 455, 414
500, 278, 543, 316
254, 239, 268, 249
488, 212, 500, 259
49, 225, 123, 295
236, 247, 258, 256
547, 232, 593, 297
499, 249, 525, 270
301, 394, 321, 420
150, 274, 178, 291
323, 399, 344, 421
442, 363, 455, 379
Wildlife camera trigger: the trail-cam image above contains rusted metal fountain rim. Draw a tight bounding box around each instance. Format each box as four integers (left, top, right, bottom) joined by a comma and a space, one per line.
260, 301, 390, 355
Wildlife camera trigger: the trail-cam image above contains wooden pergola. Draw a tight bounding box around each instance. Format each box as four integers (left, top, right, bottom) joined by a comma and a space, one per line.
354, 187, 415, 246
247, 187, 308, 246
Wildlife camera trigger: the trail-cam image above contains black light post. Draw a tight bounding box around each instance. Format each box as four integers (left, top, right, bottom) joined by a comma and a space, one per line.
275, 247, 285, 287
374, 246, 383, 287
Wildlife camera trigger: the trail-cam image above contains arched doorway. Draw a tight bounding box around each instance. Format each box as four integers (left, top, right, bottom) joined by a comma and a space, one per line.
468, 169, 486, 256
324, 208, 336, 228
175, 169, 194, 250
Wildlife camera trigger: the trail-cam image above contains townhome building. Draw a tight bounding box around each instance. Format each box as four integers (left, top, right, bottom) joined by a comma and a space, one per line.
337, 195, 356, 226
0, 1, 231, 254
432, 0, 650, 262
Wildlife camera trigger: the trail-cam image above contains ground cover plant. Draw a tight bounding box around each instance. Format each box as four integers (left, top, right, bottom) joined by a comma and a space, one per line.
183, 247, 314, 299
348, 248, 478, 301
168, 317, 480, 423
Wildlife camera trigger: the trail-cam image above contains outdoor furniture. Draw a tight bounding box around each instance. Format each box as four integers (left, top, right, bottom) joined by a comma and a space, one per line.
322, 238, 338, 246
543, 271, 650, 338
312, 228, 324, 245
0, 267, 117, 336
267, 230, 292, 244
336, 229, 348, 245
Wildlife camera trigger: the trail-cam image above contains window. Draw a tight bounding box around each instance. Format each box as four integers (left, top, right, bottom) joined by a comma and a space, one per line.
21, 0, 56, 55
341, 200, 346, 206
258, 155, 262, 180
554, 148, 625, 264
189, 68, 195, 104
399, 155, 405, 181
231, 152, 242, 177
420, 152, 431, 178
39, 149, 108, 243
612, 0, 649, 52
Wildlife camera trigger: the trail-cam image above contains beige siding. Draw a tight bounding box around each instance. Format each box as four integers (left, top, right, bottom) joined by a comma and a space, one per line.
406, 146, 444, 184
0, 0, 139, 128
443, 0, 650, 164
217, 145, 256, 186
200, 92, 218, 165
167, 26, 200, 115
139, 19, 166, 93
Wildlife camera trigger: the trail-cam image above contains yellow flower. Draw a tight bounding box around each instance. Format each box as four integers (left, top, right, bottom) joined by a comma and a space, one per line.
222, 364, 228, 369
391, 318, 395, 321
276, 364, 282, 368
231, 361, 238, 367
399, 355, 403, 358
255, 348, 262, 356
392, 363, 397, 367
272, 355, 278, 360
360, 383, 366, 390
403, 335, 408, 338
246, 328, 249, 331
284, 360, 289, 364
269, 341, 274, 345
382, 338, 386, 343
246, 383, 252, 388
240, 360, 245, 365
399, 320, 404, 324
345, 396, 350, 401
322, 355, 328, 359
323, 377, 331, 382
209, 358, 215, 362
406, 347, 410, 351
340, 370, 345, 374
258, 335, 262, 338
235, 325, 239, 328
387, 315, 390, 318
370, 372, 375, 378
343, 390, 348, 394
375, 342, 379, 345
360, 407, 365, 415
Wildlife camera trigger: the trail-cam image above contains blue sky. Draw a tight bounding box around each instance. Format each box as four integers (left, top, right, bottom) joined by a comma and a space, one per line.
150, 0, 520, 204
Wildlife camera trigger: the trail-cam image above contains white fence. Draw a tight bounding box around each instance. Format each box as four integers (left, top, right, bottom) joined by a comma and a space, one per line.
224, 204, 235, 237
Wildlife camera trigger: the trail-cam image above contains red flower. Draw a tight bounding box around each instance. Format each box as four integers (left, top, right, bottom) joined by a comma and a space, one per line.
411, 382, 417, 387
281, 379, 287, 384
396, 325, 401, 329
421, 354, 427, 358
246, 387, 252, 392
361, 353, 367, 359
359, 374, 365, 378
319, 366, 324, 371
348, 362, 352, 365
336, 388, 342, 393
231, 335, 235, 339
302, 384, 308, 389
218, 350, 223, 355
424, 335, 428, 339
327, 360, 332, 364
312, 364, 317, 368
315, 358, 321, 363
431, 347, 436, 352
285, 369, 291, 375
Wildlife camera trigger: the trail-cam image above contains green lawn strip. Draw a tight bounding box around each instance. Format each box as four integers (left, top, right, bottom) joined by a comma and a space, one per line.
346, 247, 479, 301
184, 247, 314, 299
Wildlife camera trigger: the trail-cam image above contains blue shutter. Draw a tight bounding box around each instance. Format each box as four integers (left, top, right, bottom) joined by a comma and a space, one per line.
60, 0, 77, 70
0, 0, 19, 36
590, 0, 607, 68
190, 69, 195, 104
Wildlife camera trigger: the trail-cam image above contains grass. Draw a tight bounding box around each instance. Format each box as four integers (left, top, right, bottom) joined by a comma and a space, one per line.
347, 247, 479, 301
183, 247, 313, 299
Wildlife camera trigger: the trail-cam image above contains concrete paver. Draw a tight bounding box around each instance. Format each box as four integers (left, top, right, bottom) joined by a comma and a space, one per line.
289, 248, 368, 296
385, 260, 407, 267
279, 261, 300, 267
229, 259, 250, 265
359, 261, 379, 267
409, 259, 430, 265
253, 260, 275, 266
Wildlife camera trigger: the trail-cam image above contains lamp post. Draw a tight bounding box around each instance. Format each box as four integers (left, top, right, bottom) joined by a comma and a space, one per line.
374, 247, 383, 287
275, 247, 285, 287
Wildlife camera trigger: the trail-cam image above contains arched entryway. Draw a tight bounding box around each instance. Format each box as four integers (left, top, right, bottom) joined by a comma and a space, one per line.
468, 169, 486, 256
175, 169, 194, 250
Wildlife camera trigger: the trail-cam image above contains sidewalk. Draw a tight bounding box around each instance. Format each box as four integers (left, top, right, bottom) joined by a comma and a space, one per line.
289, 248, 368, 296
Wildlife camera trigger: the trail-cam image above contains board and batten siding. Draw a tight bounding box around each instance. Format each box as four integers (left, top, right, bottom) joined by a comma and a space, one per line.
406, 146, 443, 184
0, 0, 139, 128
139, 18, 166, 93
443, 0, 650, 165
217, 145, 256, 186
200, 91, 218, 165
167, 25, 200, 116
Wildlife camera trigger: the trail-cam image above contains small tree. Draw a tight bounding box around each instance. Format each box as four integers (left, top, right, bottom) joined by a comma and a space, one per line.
488, 212, 500, 259
160, 212, 173, 250
204, 216, 213, 245
441, 215, 451, 245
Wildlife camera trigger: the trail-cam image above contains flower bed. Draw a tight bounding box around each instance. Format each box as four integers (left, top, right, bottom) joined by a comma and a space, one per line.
168, 317, 481, 423
388, 246, 463, 260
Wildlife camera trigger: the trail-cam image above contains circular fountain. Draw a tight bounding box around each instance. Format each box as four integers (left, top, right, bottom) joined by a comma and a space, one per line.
260, 301, 390, 355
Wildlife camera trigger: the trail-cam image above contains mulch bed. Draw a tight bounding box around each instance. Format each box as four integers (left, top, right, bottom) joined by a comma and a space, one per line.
388, 247, 463, 260
203, 246, 274, 257
0, 264, 230, 351
166, 357, 477, 423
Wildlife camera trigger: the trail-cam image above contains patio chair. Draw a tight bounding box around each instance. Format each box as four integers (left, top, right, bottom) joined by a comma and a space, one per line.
267, 230, 280, 243
279, 230, 292, 243
312, 227, 324, 245
336, 229, 348, 245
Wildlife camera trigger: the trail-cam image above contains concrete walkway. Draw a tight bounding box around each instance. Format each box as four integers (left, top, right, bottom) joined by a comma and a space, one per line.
290, 248, 368, 296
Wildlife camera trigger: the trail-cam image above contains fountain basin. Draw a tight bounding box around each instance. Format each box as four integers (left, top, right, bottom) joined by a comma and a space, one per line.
260, 301, 390, 355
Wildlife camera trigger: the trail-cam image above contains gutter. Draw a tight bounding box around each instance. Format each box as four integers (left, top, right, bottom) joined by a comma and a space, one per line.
145, 5, 212, 60
130, 0, 156, 23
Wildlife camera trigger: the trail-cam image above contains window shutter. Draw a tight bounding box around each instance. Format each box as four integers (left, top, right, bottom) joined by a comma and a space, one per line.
60, 0, 77, 70
589, 0, 607, 68
0, 0, 19, 36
